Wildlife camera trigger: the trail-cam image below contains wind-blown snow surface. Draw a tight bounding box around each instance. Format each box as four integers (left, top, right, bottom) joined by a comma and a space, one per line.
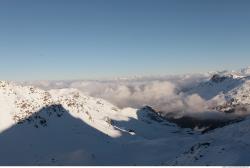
2, 67, 250, 165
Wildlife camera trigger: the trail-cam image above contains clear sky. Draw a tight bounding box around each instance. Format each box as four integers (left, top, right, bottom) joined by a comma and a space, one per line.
0, 0, 250, 80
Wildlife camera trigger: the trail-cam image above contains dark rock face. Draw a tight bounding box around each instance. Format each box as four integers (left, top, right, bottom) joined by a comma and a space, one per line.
140, 106, 245, 133
165, 116, 243, 133
210, 74, 229, 83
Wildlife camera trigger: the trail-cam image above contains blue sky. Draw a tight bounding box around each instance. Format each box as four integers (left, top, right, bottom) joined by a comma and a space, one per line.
0, 0, 250, 80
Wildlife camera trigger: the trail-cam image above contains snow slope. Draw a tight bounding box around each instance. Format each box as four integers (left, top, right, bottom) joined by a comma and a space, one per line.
171, 115, 250, 166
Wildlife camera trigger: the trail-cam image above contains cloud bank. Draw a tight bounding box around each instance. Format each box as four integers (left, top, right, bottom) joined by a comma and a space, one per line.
20, 71, 250, 121
20, 74, 230, 118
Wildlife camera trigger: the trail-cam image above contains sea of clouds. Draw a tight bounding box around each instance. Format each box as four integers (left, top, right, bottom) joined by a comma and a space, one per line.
20, 73, 236, 119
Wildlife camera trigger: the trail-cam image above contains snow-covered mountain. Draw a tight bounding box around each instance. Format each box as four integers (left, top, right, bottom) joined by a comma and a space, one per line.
1, 67, 250, 165
0, 81, 189, 165
187, 68, 250, 115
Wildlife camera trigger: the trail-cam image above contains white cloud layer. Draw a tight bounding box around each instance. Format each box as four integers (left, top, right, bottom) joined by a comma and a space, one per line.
21, 74, 229, 118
